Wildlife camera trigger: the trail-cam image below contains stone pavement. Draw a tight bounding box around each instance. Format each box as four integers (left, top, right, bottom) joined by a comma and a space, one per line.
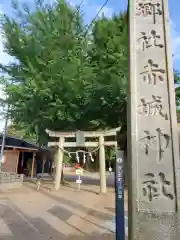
0, 182, 122, 239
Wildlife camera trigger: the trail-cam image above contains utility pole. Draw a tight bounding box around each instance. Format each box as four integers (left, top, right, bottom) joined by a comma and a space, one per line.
0, 76, 9, 171
0, 104, 9, 170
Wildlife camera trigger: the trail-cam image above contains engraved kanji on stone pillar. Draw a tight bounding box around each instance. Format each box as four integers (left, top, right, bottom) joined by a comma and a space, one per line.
128, 0, 180, 239
138, 30, 164, 51
136, 0, 162, 24
138, 95, 168, 119
140, 59, 165, 85
142, 172, 174, 201
139, 129, 170, 161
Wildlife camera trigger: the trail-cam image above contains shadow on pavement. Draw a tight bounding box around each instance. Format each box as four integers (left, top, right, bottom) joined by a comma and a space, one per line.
30, 217, 67, 239
68, 234, 115, 239
104, 207, 115, 214
0, 203, 44, 240
0, 201, 115, 240
56, 198, 113, 221
47, 205, 114, 234
63, 184, 100, 194
24, 183, 114, 221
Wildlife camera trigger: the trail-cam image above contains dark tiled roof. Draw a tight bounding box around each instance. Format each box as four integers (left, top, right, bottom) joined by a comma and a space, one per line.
0, 135, 48, 151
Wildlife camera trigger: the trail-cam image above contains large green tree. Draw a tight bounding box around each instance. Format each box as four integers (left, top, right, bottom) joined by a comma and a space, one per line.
6, 123, 37, 142
0, 0, 94, 144
87, 12, 128, 129
0, 0, 129, 144
174, 71, 180, 109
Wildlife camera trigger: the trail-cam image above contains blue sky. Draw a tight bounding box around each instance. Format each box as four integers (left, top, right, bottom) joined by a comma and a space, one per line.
0, 0, 180, 130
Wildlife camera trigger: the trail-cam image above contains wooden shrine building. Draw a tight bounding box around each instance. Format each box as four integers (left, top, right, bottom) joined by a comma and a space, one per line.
0, 135, 52, 178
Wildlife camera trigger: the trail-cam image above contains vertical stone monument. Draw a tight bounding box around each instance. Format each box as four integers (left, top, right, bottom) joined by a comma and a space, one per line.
128, 0, 180, 239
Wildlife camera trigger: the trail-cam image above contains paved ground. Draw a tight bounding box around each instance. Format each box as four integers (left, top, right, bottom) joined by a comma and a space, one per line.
37, 171, 115, 188
0, 174, 128, 240
64, 172, 115, 188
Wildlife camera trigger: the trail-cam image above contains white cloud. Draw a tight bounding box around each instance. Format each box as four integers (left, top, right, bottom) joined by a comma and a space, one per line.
66, 0, 87, 7
95, 5, 113, 18
67, 0, 113, 21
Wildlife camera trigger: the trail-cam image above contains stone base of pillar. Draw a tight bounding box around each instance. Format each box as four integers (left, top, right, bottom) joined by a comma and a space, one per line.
133, 212, 180, 240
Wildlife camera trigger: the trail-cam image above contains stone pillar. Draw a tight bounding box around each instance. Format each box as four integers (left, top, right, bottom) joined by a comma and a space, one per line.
31, 152, 36, 178
99, 135, 106, 194
15, 151, 20, 173
128, 0, 180, 239
54, 137, 64, 190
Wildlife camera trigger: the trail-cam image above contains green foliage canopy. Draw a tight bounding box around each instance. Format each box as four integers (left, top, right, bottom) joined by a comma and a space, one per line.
0, 0, 128, 144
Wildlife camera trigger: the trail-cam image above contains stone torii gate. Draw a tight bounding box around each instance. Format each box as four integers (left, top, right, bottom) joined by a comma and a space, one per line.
46, 127, 120, 193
